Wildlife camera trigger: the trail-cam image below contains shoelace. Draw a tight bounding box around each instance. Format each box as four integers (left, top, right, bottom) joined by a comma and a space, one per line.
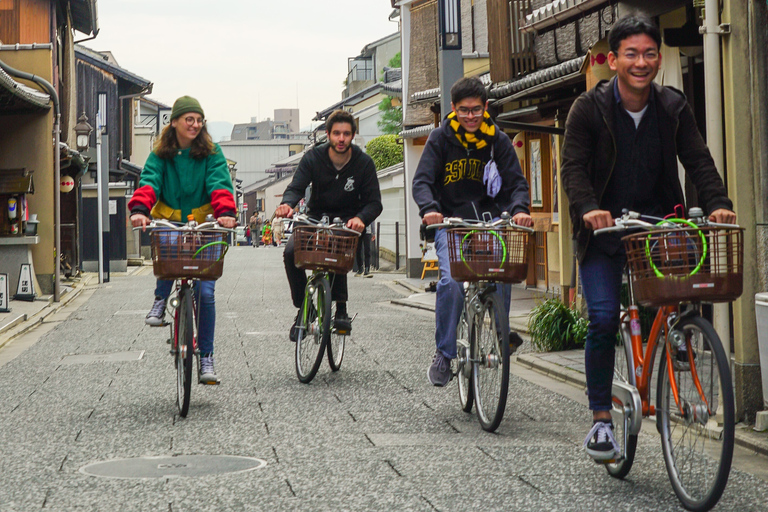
432, 353, 449, 373
200, 357, 215, 375
148, 299, 165, 318
583, 422, 620, 453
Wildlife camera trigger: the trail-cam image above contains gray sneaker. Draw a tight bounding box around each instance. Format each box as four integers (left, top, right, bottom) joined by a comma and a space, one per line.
428, 350, 452, 387
145, 297, 167, 326
199, 355, 220, 385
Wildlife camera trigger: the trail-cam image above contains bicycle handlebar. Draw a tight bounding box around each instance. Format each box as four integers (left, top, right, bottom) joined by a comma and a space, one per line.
132, 219, 237, 234
593, 210, 741, 236
291, 213, 361, 235
425, 215, 534, 233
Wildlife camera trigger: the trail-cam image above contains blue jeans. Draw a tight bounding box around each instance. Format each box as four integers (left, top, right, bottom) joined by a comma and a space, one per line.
434, 228, 512, 359
579, 244, 625, 411
155, 279, 216, 355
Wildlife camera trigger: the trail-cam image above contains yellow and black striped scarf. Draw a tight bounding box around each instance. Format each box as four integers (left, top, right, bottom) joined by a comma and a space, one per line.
448, 110, 496, 150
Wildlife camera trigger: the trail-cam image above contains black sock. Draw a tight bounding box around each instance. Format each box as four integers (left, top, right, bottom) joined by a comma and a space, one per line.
336, 302, 347, 316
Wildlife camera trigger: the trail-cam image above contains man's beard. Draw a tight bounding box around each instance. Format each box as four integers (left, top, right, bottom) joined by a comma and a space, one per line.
330, 141, 351, 155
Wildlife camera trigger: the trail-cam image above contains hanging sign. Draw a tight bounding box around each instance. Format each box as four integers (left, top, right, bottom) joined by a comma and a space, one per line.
0, 273, 9, 312
14, 263, 36, 302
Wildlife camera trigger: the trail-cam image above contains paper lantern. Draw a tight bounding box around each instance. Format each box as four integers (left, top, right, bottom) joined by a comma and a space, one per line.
60, 175, 75, 193
512, 132, 525, 163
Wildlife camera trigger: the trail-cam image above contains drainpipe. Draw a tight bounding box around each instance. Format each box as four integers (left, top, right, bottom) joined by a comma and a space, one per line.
0, 58, 62, 302
701, 0, 731, 365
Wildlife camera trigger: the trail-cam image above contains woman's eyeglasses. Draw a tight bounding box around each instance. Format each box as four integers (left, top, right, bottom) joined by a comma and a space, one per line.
183, 116, 206, 126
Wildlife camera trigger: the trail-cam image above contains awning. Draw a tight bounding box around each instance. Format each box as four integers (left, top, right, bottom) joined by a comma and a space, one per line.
0, 64, 50, 115
400, 124, 435, 140
520, 0, 611, 34
265, 164, 297, 174
489, 56, 584, 104
0, 168, 34, 194
119, 159, 143, 179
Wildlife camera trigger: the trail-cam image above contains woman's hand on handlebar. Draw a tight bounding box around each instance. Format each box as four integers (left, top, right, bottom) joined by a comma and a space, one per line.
583, 209, 614, 231
131, 213, 150, 230
512, 212, 533, 228
423, 212, 444, 225
274, 204, 294, 218
217, 216, 237, 229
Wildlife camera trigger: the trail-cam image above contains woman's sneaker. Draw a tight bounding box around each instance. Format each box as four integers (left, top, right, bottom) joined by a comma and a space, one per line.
145, 297, 167, 326
583, 420, 619, 462
199, 355, 220, 385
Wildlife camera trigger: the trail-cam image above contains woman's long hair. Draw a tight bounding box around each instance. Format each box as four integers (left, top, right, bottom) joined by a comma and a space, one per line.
154, 122, 215, 160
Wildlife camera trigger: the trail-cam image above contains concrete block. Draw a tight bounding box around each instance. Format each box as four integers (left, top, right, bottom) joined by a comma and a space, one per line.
755, 411, 768, 432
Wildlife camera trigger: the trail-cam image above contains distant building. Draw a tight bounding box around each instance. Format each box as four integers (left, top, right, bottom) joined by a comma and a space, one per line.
231, 108, 302, 141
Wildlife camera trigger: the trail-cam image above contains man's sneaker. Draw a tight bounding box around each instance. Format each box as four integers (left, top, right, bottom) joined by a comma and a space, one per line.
145, 297, 167, 326
199, 355, 220, 385
509, 331, 524, 354
333, 312, 352, 335
354, 269, 363, 277
428, 350, 452, 387
583, 421, 619, 462
363, 268, 373, 278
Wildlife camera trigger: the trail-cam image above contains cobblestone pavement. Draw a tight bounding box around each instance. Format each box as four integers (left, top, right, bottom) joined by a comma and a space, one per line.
1, 246, 766, 511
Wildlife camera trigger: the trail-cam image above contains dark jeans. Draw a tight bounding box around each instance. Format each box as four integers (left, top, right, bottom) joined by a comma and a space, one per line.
354, 231, 371, 272
579, 244, 625, 412
283, 233, 348, 309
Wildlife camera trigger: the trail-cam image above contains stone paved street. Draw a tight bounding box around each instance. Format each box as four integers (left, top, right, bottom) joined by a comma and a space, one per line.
1, 246, 767, 511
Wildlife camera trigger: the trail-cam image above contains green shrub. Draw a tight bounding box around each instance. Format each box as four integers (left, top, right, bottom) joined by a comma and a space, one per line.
527, 298, 589, 352
366, 134, 403, 170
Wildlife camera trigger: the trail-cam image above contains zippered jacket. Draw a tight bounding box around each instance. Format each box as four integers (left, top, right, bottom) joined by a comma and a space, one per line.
411, 116, 530, 220
280, 143, 382, 226
129, 144, 236, 223
561, 77, 732, 262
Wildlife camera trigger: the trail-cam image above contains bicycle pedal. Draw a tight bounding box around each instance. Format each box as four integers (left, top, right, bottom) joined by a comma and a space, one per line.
199, 380, 220, 386
593, 458, 617, 465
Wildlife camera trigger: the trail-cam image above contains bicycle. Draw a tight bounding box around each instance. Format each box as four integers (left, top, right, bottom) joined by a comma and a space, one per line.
594, 208, 743, 511
427, 213, 533, 432
138, 215, 231, 417
290, 214, 359, 384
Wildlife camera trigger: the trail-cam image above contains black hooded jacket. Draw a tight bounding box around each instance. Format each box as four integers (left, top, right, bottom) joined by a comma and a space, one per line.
281, 142, 382, 226
412, 116, 530, 220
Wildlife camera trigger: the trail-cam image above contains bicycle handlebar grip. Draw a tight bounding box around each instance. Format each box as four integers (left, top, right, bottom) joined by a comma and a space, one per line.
420, 223, 435, 242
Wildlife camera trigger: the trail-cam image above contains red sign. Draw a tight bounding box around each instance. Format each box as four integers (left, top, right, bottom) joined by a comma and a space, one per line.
242, 203, 248, 210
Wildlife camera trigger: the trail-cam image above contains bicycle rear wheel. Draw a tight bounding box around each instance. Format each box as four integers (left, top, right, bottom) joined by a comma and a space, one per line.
327, 303, 346, 372
295, 276, 331, 383
607, 323, 639, 479
176, 286, 194, 417
456, 307, 473, 413
656, 315, 734, 512
471, 292, 509, 432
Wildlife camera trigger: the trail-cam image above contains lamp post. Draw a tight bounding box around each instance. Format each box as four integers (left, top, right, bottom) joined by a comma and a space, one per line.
438, 0, 462, 119
74, 113, 93, 152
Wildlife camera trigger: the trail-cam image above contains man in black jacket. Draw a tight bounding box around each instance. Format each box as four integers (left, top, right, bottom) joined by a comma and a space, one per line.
275, 110, 382, 340
413, 77, 532, 387
561, 14, 736, 462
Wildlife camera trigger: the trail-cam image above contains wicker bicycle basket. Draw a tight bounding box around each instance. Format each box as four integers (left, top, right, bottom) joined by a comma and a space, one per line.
150, 229, 228, 281
446, 227, 530, 283
293, 225, 359, 274
622, 226, 743, 307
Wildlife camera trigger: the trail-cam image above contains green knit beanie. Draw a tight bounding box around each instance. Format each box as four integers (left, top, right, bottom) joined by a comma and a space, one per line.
171, 95, 204, 120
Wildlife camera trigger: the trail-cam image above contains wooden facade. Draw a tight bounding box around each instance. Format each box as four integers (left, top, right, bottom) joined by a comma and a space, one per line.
488, 0, 535, 83
0, 0, 50, 45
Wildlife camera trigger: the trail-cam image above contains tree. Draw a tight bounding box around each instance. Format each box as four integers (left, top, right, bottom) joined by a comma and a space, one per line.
377, 52, 402, 135
366, 134, 403, 171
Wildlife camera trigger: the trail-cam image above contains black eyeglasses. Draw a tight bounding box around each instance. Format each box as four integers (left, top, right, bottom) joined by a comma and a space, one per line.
456, 106, 484, 118
183, 116, 206, 126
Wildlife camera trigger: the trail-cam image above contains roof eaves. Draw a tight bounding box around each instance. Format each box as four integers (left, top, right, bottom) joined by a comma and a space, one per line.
400, 124, 435, 139
75, 45, 152, 89
489, 56, 585, 101
314, 82, 384, 121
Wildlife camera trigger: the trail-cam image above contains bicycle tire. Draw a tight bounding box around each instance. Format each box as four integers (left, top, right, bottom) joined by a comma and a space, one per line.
295, 277, 331, 383
606, 324, 639, 479
327, 303, 346, 372
456, 307, 473, 413
656, 315, 734, 512
471, 292, 509, 432
176, 286, 194, 417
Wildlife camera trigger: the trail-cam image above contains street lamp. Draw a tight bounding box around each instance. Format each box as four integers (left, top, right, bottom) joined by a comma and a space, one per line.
74, 113, 93, 152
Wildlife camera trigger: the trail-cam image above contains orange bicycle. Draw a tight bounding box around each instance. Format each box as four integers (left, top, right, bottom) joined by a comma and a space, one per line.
594, 208, 743, 511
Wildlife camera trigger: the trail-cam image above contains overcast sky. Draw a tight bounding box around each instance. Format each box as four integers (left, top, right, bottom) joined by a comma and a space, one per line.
86, 1, 399, 129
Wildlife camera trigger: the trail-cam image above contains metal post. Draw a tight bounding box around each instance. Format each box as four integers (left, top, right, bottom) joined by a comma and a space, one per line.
375, 221, 381, 270
395, 222, 400, 270
96, 125, 104, 285
53, 112, 61, 301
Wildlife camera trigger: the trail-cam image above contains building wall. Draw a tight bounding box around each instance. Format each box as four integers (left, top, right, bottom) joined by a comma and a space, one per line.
377, 169, 406, 262
218, 142, 303, 188
274, 109, 299, 134
0, 48, 56, 292
374, 35, 402, 80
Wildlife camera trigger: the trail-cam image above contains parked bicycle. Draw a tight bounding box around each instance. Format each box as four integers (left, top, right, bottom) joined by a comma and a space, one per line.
427, 213, 533, 432
290, 214, 359, 384
137, 215, 231, 417
594, 208, 743, 511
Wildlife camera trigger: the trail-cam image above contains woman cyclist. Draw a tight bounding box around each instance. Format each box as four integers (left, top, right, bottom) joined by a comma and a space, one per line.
128, 95, 237, 384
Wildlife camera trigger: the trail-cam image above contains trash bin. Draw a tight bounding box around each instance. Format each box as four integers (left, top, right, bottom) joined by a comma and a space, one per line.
756, 292, 768, 408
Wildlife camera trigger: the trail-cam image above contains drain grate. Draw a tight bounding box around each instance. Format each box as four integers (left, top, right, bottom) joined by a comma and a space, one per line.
60, 351, 145, 365
80, 455, 267, 479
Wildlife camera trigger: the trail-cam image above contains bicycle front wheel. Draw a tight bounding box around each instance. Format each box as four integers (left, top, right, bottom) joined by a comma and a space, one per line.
607, 323, 639, 479
456, 307, 473, 413
471, 292, 509, 432
176, 286, 194, 417
327, 303, 346, 372
656, 315, 734, 512
295, 277, 331, 383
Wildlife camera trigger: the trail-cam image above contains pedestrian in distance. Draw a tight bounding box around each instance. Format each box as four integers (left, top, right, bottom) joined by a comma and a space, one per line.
560, 14, 736, 462
354, 223, 373, 278
128, 95, 237, 384
412, 76, 533, 388
275, 109, 382, 341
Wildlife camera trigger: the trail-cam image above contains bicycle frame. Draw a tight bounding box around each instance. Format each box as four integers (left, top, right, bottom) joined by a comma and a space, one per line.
169, 279, 199, 358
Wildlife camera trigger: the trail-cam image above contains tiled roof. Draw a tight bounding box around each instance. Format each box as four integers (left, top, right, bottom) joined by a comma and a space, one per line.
400, 124, 435, 139
489, 56, 584, 99
0, 64, 50, 114
521, 0, 611, 34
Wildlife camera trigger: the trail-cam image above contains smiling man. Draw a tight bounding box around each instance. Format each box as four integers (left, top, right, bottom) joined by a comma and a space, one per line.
275, 110, 382, 340
560, 14, 735, 462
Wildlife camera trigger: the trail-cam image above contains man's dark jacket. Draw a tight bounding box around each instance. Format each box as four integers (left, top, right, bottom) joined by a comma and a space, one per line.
412, 116, 530, 220
281, 142, 382, 226
561, 77, 732, 262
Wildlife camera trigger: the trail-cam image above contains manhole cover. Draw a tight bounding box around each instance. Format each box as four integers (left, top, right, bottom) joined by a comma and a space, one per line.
80, 455, 267, 479
61, 351, 145, 365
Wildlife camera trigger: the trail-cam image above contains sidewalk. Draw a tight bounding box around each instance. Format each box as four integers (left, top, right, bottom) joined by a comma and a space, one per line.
390, 274, 768, 458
